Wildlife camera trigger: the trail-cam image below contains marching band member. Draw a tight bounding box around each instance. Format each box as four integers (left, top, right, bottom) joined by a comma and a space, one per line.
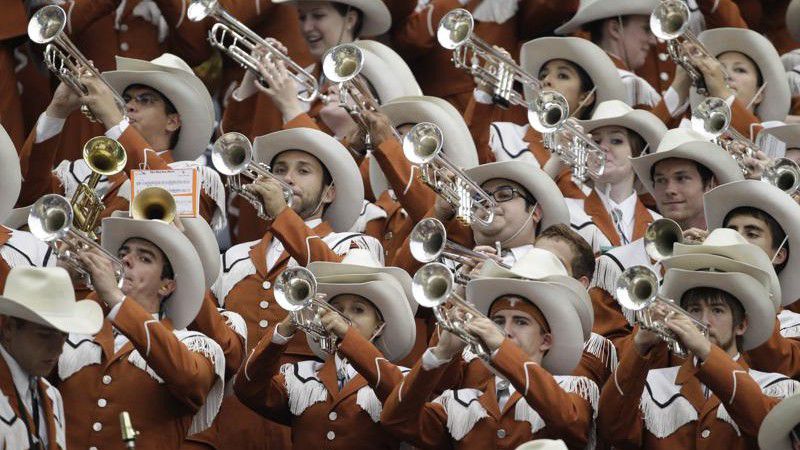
17, 53, 226, 227
234, 250, 416, 449
210, 127, 381, 449
0, 267, 103, 450
55, 216, 225, 449
535, 224, 596, 288
590, 128, 743, 343
759, 392, 800, 450
381, 261, 596, 449
598, 265, 798, 449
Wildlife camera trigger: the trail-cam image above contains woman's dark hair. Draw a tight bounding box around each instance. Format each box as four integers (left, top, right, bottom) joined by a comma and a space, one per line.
540, 60, 596, 120
331, 2, 364, 38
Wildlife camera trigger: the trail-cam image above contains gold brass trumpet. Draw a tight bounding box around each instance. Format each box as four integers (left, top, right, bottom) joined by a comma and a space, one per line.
28, 194, 125, 289
187, 0, 320, 102
28, 5, 127, 121
211, 132, 295, 221
692, 97, 800, 194
615, 265, 709, 358
412, 262, 500, 360
403, 122, 497, 226
71, 137, 128, 238
131, 187, 177, 223
531, 91, 606, 181
650, 0, 718, 95
274, 267, 351, 354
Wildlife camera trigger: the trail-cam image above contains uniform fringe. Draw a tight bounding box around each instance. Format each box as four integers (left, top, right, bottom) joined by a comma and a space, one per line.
219, 308, 248, 345
583, 333, 618, 373
558, 376, 600, 417
58, 335, 102, 380
356, 385, 382, 423
640, 392, 697, 438
281, 362, 329, 416
181, 332, 226, 435
212, 255, 256, 307
53, 160, 80, 199
168, 161, 228, 231
432, 389, 488, 441
514, 400, 546, 435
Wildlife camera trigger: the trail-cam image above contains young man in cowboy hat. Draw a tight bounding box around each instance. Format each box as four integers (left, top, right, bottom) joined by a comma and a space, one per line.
590, 128, 743, 344
210, 127, 382, 449
54, 216, 225, 449
598, 266, 798, 450
234, 250, 416, 449
18, 53, 225, 227
381, 262, 596, 449
0, 266, 103, 449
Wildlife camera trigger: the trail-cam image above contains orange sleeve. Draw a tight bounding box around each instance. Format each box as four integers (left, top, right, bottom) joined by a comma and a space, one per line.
590, 286, 633, 345
220, 94, 259, 138
62, 0, 120, 36
282, 112, 322, 131
390, 205, 475, 272
16, 129, 65, 206
746, 318, 800, 377
517, 0, 579, 39
392, 0, 481, 59
372, 139, 436, 222
117, 126, 172, 174
698, 0, 748, 29
189, 291, 246, 379
270, 208, 347, 264
729, 98, 762, 138
112, 298, 216, 411
337, 328, 404, 400
155, 0, 213, 65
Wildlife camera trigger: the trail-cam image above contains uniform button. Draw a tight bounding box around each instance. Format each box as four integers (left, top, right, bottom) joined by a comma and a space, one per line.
328, 412, 337, 421
259, 319, 269, 328
120, 42, 130, 51
120, 24, 129, 32
262, 281, 272, 290
658, 52, 668, 62
259, 301, 269, 309
660, 72, 669, 81
327, 431, 335, 440
701, 429, 710, 438
497, 428, 506, 438
102, 375, 112, 385
97, 398, 107, 407
93, 422, 102, 432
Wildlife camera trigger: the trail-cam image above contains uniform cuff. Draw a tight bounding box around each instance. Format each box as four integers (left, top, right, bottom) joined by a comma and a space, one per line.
35, 112, 66, 143
664, 87, 689, 118
105, 116, 130, 141
422, 348, 452, 370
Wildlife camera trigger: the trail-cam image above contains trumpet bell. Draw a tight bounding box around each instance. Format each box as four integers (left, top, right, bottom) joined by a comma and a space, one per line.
615, 265, 659, 311
402, 122, 444, 165
412, 263, 454, 309
649, 0, 690, 40
131, 187, 177, 223
528, 90, 569, 133
187, 0, 217, 21
274, 267, 318, 312
322, 44, 364, 83
28, 5, 66, 44
409, 218, 447, 263
764, 157, 800, 194
83, 136, 127, 176
691, 97, 731, 140
643, 218, 684, 261
28, 194, 74, 242
437, 8, 474, 50
212, 132, 252, 176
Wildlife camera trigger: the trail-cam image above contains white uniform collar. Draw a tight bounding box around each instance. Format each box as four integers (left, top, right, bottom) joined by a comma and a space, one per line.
0, 344, 31, 400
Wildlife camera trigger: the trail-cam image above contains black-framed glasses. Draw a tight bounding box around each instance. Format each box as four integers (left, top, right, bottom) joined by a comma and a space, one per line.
475, 186, 532, 203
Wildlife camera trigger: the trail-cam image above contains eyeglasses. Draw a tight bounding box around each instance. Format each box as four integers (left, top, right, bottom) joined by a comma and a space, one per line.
122, 92, 163, 107
474, 186, 531, 203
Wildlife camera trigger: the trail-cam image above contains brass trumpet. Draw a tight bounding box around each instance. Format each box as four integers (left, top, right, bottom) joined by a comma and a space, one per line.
28, 5, 127, 121
211, 132, 295, 221
274, 267, 351, 354
615, 265, 709, 357
131, 187, 177, 223
692, 97, 800, 193
650, 0, 718, 95
187, 0, 320, 102
643, 218, 685, 261
71, 137, 128, 238
412, 262, 499, 360
403, 122, 497, 226
28, 194, 125, 289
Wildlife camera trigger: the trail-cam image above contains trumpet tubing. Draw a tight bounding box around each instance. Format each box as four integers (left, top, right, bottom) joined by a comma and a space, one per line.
70, 137, 128, 236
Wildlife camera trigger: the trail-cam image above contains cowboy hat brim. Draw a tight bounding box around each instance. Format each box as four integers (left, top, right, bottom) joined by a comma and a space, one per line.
555, 0, 660, 34
309, 261, 414, 307
758, 392, 800, 450
0, 125, 21, 223
0, 297, 103, 335
579, 102, 667, 155
273, 0, 391, 36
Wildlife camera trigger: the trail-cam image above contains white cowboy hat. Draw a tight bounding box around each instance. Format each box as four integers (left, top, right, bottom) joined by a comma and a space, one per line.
759, 123, 800, 150
758, 392, 800, 450
555, 0, 660, 35
465, 161, 571, 231
101, 217, 206, 329
578, 100, 667, 154
479, 248, 593, 341
354, 40, 421, 103
520, 37, 628, 115
273, 0, 391, 36
691, 28, 791, 122
2, 206, 31, 231
102, 54, 215, 162
515, 440, 568, 450
467, 277, 585, 375
704, 180, 800, 306
789, 0, 800, 42
630, 128, 744, 196
180, 217, 220, 290
253, 128, 364, 232
372, 95, 479, 197
0, 267, 103, 334
0, 125, 21, 223
660, 269, 775, 350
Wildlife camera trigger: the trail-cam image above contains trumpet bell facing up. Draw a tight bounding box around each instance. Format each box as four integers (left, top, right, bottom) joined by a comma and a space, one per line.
83, 136, 127, 177
131, 187, 177, 223
274, 267, 318, 312
412, 263, 454, 309
650, 0, 690, 40
763, 158, 800, 194
28, 194, 74, 242
528, 91, 569, 133
615, 265, 659, 311
28, 5, 66, 44
409, 218, 447, 263
322, 44, 363, 83
212, 132, 252, 176
402, 122, 444, 165
187, 0, 218, 21
643, 218, 683, 261
437, 8, 474, 49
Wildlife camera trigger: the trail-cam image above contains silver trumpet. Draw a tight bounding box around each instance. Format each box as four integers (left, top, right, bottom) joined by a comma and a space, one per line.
532, 91, 606, 181
187, 0, 320, 102
650, 0, 718, 95
403, 122, 497, 226
692, 97, 800, 193
28, 5, 127, 122
615, 265, 709, 358
274, 267, 351, 354
28, 194, 125, 289
437, 8, 545, 110
211, 132, 295, 221
643, 218, 685, 261
413, 263, 500, 360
